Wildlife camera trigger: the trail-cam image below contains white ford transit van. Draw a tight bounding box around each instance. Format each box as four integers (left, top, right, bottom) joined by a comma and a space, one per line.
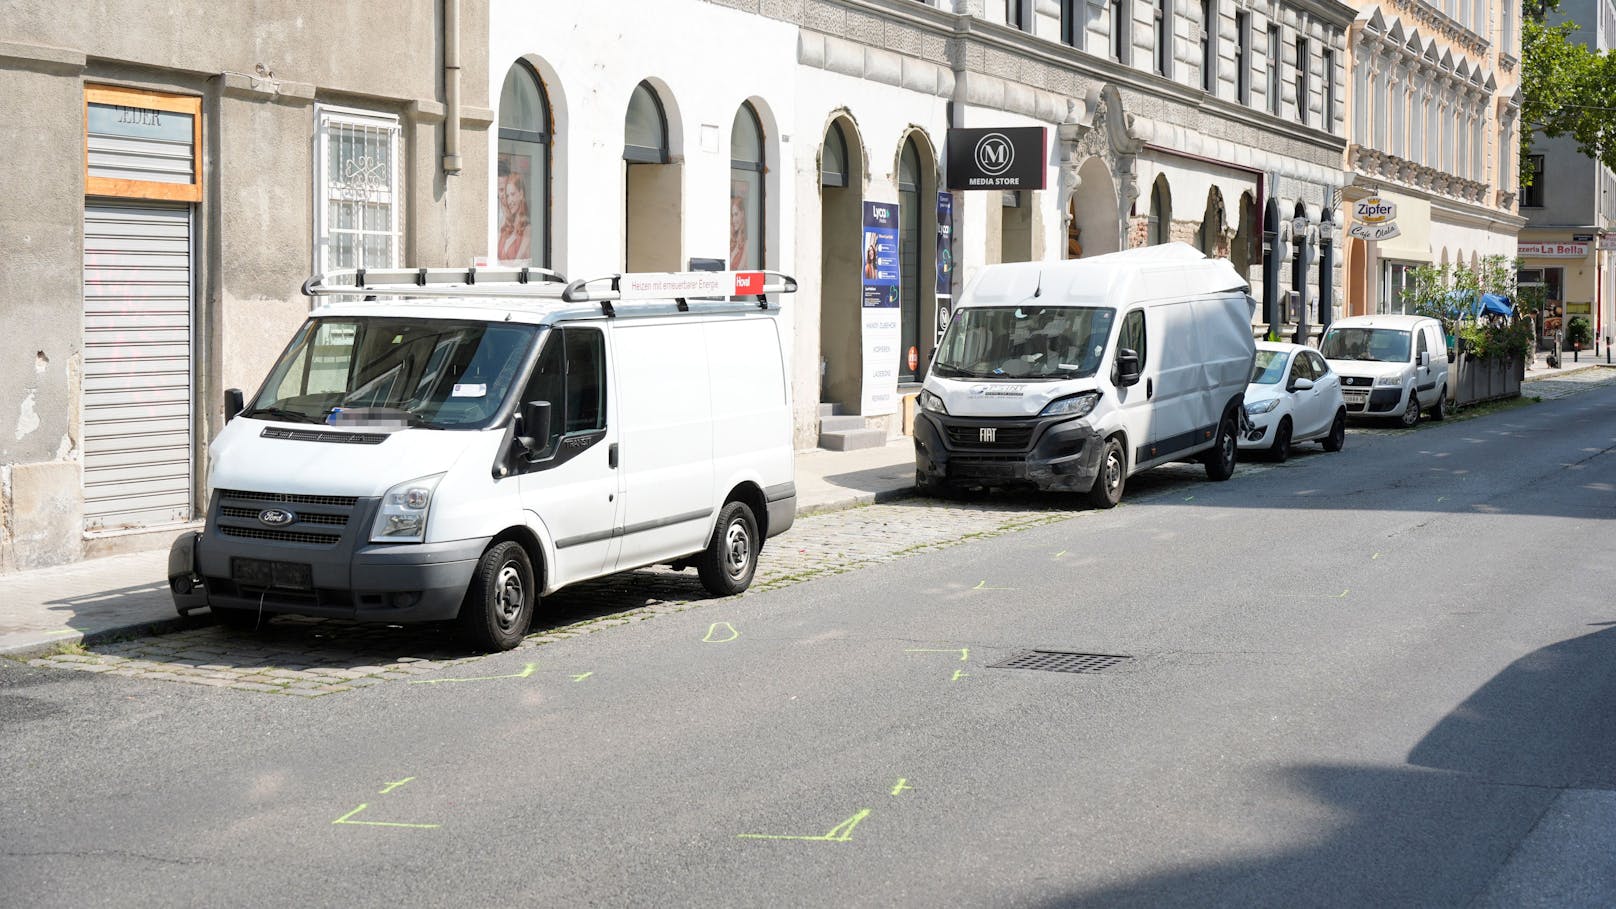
168, 267, 797, 651
914, 244, 1256, 507
1319, 314, 1449, 426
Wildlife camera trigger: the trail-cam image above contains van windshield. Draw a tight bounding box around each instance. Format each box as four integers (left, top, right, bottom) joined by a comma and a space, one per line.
246, 317, 539, 430
932, 306, 1116, 380
1321, 327, 1410, 363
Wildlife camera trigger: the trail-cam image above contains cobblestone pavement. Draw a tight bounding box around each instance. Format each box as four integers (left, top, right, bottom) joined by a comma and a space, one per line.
20, 491, 1113, 696
23, 369, 1616, 696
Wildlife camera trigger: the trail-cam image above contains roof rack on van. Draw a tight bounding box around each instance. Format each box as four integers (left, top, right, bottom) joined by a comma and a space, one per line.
562, 270, 797, 317
301, 266, 569, 299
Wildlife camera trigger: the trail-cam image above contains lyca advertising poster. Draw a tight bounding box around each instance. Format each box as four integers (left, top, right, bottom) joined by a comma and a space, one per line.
861, 201, 901, 415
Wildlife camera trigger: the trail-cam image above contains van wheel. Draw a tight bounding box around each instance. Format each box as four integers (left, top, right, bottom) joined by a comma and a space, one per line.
211, 606, 264, 631
1400, 391, 1421, 428
1204, 412, 1238, 481
1087, 437, 1126, 509
1322, 410, 1347, 452
1431, 386, 1448, 421
1268, 418, 1292, 463
457, 541, 535, 652
698, 501, 759, 597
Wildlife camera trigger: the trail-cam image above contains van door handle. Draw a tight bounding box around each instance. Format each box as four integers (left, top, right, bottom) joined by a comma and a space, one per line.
608, 443, 619, 469
1146, 378, 1154, 399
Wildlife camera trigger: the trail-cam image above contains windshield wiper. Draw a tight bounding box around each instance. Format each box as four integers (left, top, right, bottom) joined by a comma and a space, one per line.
241, 407, 320, 424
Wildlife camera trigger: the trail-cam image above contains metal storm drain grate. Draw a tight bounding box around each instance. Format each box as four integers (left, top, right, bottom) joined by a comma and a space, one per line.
989, 650, 1133, 674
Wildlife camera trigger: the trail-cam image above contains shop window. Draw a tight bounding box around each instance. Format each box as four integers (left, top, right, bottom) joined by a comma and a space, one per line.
316, 105, 401, 273
496, 60, 551, 268
730, 103, 765, 271
84, 85, 203, 202
1381, 261, 1416, 315
822, 120, 849, 188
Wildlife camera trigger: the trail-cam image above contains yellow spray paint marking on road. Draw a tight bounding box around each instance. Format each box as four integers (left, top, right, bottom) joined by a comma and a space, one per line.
1282, 589, 1351, 599
702, 622, 739, 643
41, 629, 77, 638
1054, 550, 1068, 559
407, 662, 538, 685
890, 779, 913, 796
378, 777, 414, 795
737, 808, 871, 842
951, 670, 969, 682
332, 804, 440, 829
905, 647, 969, 661
571, 672, 593, 682
972, 580, 1014, 591
1372, 553, 1381, 560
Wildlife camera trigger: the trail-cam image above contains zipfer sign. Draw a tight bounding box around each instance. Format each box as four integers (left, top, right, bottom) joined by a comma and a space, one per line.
946, 127, 1047, 191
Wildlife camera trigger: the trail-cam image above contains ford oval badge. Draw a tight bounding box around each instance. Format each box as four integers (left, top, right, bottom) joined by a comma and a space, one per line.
258, 508, 295, 527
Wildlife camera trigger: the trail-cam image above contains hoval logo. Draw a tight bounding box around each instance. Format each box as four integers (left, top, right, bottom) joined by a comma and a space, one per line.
258, 508, 295, 527
974, 133, 1014, 176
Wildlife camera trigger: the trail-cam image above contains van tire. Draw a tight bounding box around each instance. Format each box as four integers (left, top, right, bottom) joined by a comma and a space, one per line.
1431, 386, 1448, 421
1400, 391, 1421, 428
1087, 437, 1127, 509
457, 541, 535, 652
1204, 411, 1238, 481
698, 501, 759, 597
1268, 418, 1292, 462
1322, 410, 1347, 452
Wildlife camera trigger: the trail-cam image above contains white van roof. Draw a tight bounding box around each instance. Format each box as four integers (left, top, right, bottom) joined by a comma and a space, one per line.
1323, 314, 1435, 331
957, 243, 1249, 310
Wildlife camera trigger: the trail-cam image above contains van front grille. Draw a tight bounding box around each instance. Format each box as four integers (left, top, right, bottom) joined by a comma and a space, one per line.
945, 425, 1035, 449
220, 526, 343, 546
216, 489, 359, 508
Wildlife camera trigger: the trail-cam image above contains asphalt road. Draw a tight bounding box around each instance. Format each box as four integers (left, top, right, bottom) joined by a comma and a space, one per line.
4, 388, 1616, 908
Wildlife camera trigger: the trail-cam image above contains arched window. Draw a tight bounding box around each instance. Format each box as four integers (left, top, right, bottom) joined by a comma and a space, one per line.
899, 138, 923, 381
822, 121, 849, 188
729, 103, 765, 270
624, 81, 668, 164
1149, 177, 1171, 246
496, 60, 550, 267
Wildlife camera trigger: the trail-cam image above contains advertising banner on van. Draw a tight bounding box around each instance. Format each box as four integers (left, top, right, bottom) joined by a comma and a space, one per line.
945, 127, 1047, 191
861, 201, 901, 415
936, 192, 954, 346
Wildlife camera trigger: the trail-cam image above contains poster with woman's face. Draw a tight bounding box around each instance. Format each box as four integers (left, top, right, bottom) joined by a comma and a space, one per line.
497, 152, 533, 266
729, 179, 750, 271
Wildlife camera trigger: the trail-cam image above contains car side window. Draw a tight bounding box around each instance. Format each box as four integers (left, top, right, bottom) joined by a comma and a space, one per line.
1118, 309, 1147, 368
519, 326, 608, 453
1416, 331, 1428, 364
1306, 351, 1330, 377
1288, 352, 1310, 385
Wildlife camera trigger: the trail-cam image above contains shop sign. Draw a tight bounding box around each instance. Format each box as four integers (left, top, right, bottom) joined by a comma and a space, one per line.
1599, 236, 1616, 251
1353, 197, 1398, 224
1347, 222, 1401, 241
945, 127, 1047, 190
860, 201, 901, 416
936, 192, 954, 345
1572, 233, 1595, 242
1518, 242, 1590, 257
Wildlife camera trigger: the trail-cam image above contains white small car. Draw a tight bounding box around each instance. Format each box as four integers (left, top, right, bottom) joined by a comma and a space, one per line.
1320, 314, 1450, 426
1240, 342, 1347, 461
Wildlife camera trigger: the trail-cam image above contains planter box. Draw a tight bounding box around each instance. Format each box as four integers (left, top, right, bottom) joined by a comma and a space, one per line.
1450, 353, 1524, 407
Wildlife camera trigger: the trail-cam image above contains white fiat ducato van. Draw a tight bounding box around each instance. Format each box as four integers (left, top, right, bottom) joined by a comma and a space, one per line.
1319, 314, 1449, 426
914, 243, 1257, 507
168, 267, 797, 651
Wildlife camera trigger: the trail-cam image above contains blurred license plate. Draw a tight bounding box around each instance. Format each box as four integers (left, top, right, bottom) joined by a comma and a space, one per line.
232, 557, 313, 590
1343, 390, 1368, 403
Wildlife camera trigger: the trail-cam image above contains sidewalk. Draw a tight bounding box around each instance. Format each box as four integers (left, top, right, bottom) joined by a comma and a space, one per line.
0, 439, 919, 659
1524, 346, 1615, 380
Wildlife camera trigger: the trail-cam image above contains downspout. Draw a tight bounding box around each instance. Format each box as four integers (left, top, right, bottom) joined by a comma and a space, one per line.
442, 0, 462, 174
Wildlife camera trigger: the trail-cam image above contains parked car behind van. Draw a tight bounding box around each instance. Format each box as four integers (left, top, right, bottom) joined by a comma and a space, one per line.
913, 243, 1257, 508
1241, 341, 1347, 460
168, 267, 798, 652
1320, 314, 1449, 426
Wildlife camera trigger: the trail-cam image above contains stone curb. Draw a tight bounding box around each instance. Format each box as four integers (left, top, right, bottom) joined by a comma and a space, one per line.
0, 615, 199, 661
793, 485, 916, 519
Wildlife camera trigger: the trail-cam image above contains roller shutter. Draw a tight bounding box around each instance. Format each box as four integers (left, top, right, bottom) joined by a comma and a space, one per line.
82, 202, 194, 533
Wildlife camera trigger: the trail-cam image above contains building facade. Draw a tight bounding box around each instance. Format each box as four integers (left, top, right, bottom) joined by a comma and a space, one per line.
489, 0, 1354, 451
1517, 0, 1616, 354
0, 2, 491, 573
1339, 0, 1525, 316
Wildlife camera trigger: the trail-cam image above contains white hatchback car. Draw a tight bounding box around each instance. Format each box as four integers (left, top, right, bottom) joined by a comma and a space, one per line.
1240, 342, 1347, 461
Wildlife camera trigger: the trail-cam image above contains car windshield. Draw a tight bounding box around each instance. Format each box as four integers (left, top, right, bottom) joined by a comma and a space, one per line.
1320, 327, 1411, 363
1251, 350, 1288, 385
247, 317, 539, 430
931, 305, 1116, 380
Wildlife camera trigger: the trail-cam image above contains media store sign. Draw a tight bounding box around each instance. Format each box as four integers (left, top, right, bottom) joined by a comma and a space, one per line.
946, 127, 1047, 191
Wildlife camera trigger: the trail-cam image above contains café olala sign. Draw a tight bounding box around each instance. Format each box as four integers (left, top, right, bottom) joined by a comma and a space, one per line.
1347, 196, 1401, 241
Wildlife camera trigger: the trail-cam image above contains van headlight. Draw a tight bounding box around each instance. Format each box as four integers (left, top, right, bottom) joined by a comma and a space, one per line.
1244, 398, 1280, 415
1376, 375, 1402, 387
918, 389, 948, 414
371, 473, 444, 543
1039, 391, 1100, 418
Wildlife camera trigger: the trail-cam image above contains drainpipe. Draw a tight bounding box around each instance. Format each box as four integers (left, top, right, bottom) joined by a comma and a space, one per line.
1318, 204, 1334, 337
442, 0, 462, 175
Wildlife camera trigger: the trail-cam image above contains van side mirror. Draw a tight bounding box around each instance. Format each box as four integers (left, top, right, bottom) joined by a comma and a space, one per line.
1419, 351, 1431, 367
517, 401, 552, 454
224, 388, 245, 423
1116, 349, 1142, 387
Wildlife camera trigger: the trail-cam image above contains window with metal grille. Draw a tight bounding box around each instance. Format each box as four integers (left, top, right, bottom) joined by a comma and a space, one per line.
316, 105, 401, 274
